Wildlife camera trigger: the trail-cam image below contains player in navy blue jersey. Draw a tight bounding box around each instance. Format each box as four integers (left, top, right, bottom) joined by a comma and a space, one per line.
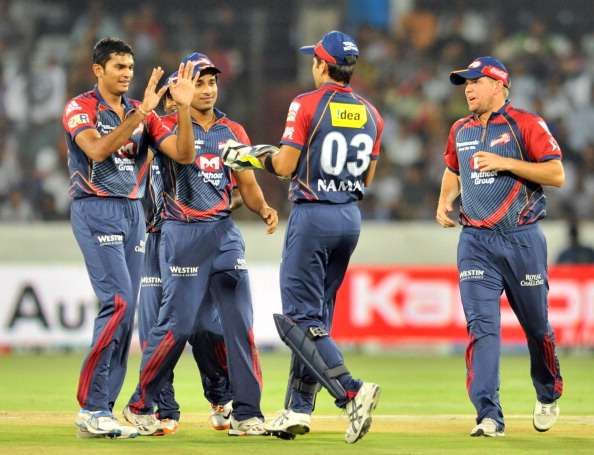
123, 52, 278, 437
136, 75, 240, 435
62, 37, 198, 439
436, 56, 565, 437
223, 30, 383, 444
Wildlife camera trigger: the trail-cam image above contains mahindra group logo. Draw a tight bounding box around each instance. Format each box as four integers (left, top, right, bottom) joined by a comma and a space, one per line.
197, 154, 221, 171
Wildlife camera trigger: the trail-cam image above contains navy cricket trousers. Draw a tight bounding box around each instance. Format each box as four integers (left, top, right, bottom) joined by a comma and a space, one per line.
71, 197, 145, 412
458, 223, 563, 429
129, 217, 262, 420
280, 202, 363, 413
137, 231, 231, 419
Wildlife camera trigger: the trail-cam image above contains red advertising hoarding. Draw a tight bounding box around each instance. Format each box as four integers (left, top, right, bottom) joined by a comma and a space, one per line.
333, 266, 594, 346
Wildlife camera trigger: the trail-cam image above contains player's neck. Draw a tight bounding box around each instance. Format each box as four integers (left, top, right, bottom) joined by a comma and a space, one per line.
191, 107, 216, 130
320, 75, 345, 87
477, 99, 506, 125
96, 83, 123, 111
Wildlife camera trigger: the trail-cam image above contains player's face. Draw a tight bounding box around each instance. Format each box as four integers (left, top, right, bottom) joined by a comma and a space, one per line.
94, 53, 134, 96
163, 94, 177, 114
464, 77, 501, 115
191, 72, 218, 112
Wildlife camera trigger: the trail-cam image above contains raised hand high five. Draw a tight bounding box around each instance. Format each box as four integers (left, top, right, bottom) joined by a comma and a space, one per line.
139, 67, 168, 114
169, 61, 199, 109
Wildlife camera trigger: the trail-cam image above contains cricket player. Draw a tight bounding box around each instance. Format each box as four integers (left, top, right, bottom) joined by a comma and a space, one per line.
62, 37, 197, 438
123, 52, 278, 437
436, 56, 564, 437
223, 30, 384, 444
136, 77, 239, 434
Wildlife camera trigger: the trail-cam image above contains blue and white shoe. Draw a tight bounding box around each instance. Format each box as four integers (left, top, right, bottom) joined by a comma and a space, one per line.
75, 409, 138, 438
345, 382, 381, 443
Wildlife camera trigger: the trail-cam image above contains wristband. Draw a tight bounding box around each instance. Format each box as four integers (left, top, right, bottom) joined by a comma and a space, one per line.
264, 154, 277, 175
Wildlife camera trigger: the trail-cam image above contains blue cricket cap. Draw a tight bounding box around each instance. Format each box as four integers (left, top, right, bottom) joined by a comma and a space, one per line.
450, 56, 510, 87
168, 52, 221, 83
299, 30, 359, 65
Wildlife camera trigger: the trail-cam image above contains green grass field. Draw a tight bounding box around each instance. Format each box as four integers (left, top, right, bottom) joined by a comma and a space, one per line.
0, 351, 593, 454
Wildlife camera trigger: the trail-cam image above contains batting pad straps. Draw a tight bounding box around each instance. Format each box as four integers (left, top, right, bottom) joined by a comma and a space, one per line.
327, 364, 349, 378
291, 378, 321, 394
273, 313, 347, 401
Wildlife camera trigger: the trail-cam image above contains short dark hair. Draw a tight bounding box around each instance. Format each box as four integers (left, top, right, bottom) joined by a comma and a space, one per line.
315, 55, 357, 84
92, 37, 134, 67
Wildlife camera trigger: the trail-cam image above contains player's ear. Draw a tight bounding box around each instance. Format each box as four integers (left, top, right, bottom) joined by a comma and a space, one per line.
92, 63, 104, 79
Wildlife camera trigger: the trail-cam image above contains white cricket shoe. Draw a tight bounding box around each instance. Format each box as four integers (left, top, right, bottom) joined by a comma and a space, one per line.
228, 416, 268, 436
210, 401, 233, 430
470, 417, 505, 437
77, 424, 139, 439
75, 410, 122, 437
122, 405, 162, 436
344, 382, 381, 444
533, 400, 559, 432
265, 409, 311, 439
157, 418, 179, 436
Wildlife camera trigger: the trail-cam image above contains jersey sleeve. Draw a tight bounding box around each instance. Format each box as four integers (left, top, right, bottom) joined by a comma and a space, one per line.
145, 110, 174, 146
522, 115, 562, 162
62, 98, 96, 139
227, 121, 252, 146
280, 96, 310, 150
444, 122, 460, 174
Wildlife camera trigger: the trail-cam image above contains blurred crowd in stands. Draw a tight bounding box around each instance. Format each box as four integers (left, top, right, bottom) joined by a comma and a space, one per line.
0, 0, 593, 224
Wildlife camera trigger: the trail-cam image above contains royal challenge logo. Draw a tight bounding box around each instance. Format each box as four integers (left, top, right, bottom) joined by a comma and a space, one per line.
521, 273, 545, 287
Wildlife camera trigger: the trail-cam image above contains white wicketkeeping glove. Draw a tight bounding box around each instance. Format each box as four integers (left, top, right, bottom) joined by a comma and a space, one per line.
222, 139, 279, 171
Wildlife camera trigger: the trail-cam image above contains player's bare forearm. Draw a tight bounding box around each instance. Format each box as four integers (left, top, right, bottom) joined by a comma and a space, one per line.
75, 112, 148, 162
235, 170, 278, 233
436, 168, 460, 228
229, 190, 243, 211
505, 158, 564, 187
237, 173, 268, 213
473, 151, 565, 187
364, 160, 378, 187
172, 105, 195, 164
267, 145, 301, 177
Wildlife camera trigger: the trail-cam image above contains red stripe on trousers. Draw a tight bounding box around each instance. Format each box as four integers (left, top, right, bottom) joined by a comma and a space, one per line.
248, 329, 263, 389
215, 340, 228, 372
465, 334, 476, 394
543, 334, 563, 396
131, 330, 176, 411
77, 294, 127, 408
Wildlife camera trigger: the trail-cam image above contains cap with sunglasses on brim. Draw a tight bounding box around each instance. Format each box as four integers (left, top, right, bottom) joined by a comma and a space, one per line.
450, 56, 510, 87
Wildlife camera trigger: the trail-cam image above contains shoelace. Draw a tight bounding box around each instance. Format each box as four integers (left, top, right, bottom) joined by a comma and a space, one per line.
538, 405, 552, 416
273, 412, 290, 426
347, 401, 364, 432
